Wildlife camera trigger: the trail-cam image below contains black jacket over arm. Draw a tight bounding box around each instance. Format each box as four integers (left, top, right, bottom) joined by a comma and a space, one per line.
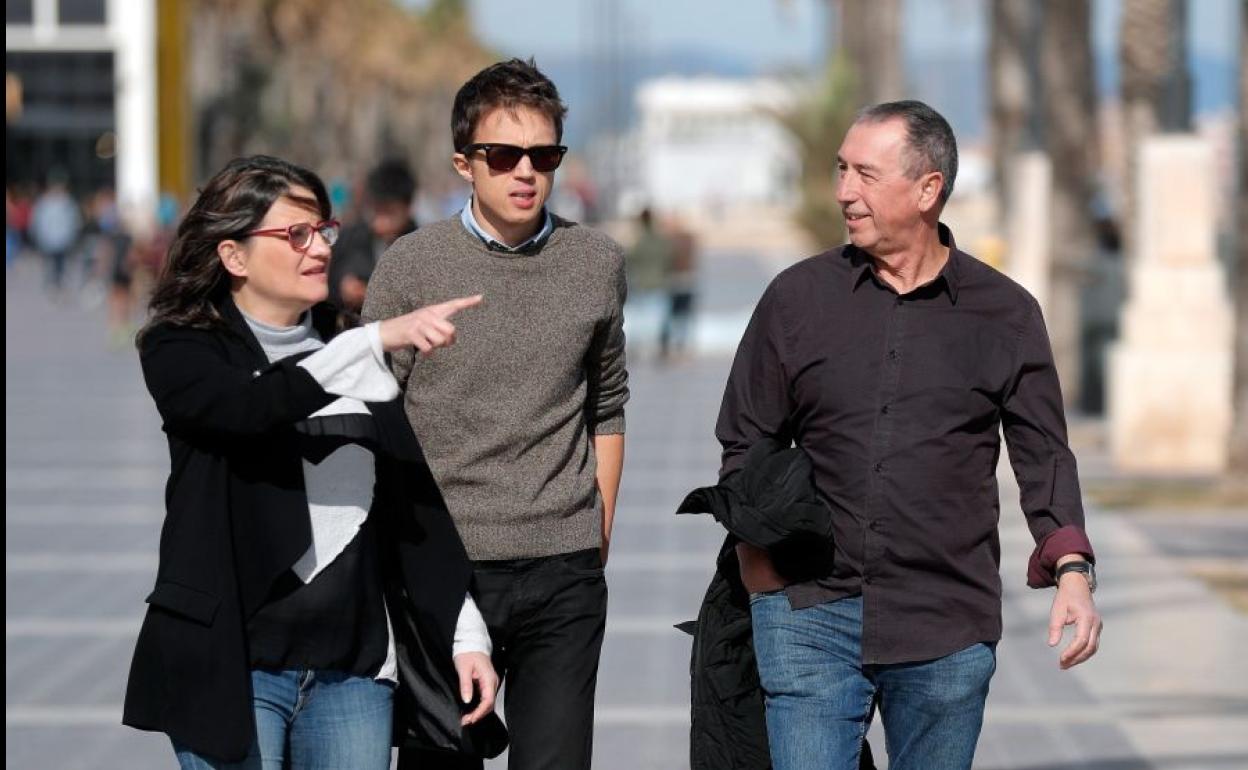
677, 439, 873, 770
122, 298, 505, 762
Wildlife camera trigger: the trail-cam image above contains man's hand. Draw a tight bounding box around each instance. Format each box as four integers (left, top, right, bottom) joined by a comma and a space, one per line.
378, 294, 483, 355
736, 542, 787, 594
453, 651, 498, 726
1048, 564, 1103, 669
592, 433, 624, 568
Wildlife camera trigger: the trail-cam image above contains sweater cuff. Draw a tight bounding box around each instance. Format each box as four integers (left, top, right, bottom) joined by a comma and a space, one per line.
1027, 525, 1095, 588
590, 412, 626, 435
452, 593, 492, 657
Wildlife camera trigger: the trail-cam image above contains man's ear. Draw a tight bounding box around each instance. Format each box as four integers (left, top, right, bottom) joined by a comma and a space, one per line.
218, 240, 248, 278
452, 154, 474, 184
918, 171, 944, 214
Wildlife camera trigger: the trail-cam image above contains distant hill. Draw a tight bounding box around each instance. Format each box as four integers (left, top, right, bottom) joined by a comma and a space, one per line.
537, 48, 760, 149
540, 48, 1237, 149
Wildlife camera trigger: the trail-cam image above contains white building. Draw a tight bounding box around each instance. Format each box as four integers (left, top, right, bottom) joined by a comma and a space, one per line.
632, 76, 799, 214
6, 0, 157, 215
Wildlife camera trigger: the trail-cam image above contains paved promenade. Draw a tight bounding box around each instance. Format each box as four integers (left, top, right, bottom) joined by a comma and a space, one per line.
6, 253, 1247, 769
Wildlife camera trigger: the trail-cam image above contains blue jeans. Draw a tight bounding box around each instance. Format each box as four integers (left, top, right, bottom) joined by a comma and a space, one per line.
173, 669, 394, 769
750, 593, 996, 770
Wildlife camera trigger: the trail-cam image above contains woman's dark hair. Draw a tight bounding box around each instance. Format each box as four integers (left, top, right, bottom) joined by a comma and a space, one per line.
451, 58, 567, 151
137, 155, 331, 345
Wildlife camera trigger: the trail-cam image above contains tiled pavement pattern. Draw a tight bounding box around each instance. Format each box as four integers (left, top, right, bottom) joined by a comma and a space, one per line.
7, 253, 1247, 769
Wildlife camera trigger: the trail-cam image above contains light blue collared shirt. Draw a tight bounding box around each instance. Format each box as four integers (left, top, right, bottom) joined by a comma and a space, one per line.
460, 198, 554, 252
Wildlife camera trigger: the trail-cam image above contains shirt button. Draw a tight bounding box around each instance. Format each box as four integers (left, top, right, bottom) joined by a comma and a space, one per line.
896, 297, 904, 306
873, 462, 884, 473
880, 404, 890, 415
863, 575, 873, 585
888, 350, 899, 361
869, 521, 882, 532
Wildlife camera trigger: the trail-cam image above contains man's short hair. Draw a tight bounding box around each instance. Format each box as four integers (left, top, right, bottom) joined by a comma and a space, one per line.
366, 159, 416, 205
855, 100, 958, 207
452, 58, 568, 152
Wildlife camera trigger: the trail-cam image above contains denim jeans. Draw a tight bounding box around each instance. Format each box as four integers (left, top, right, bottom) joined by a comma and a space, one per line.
173, 668, 394, 769
750, 593, 996, 770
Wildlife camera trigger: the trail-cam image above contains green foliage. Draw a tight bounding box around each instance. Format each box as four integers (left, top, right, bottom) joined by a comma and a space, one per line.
770, 56, 858, 248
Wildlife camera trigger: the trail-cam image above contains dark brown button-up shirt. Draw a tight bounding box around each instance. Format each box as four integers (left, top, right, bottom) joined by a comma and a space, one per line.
716, 225, 1094, 665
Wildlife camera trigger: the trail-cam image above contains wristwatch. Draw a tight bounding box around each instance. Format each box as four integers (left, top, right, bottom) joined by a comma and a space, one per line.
1055, 560, 1097, 593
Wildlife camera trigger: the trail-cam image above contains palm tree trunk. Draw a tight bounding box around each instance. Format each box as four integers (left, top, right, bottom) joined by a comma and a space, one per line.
988, 0, 1039, 230
835, 0, 904, 106
1040, 0, 1100, 408
1230, 5, 1248, 472
1119, 0, 1186, 261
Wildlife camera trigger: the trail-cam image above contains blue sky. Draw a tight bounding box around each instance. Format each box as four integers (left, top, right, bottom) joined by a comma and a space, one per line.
462, 0, 1239, 85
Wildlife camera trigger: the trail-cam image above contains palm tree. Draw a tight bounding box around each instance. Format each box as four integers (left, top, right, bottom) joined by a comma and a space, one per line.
771, 58, 858, 249
1230, 4, 1248, 473
834, 0, 904, 107
187, 0, 494, 187
1119, 0, 1187, 260
1039, 0, 1100, 407
988, 0, 1039, 230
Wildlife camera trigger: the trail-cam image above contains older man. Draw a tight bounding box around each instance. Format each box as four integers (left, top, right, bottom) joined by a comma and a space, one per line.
717, 100, 1102, 770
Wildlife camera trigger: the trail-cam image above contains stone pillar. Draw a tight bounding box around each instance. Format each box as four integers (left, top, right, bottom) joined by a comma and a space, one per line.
1108, 135, 1234, 472
1005, 151, 1052, 314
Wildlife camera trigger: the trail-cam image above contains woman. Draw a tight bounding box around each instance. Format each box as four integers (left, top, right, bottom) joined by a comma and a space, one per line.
121, 155, 504, 768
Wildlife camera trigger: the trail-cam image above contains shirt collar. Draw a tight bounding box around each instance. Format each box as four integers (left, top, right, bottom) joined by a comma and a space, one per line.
849, 222, 961, 305
460, 198, 554, 254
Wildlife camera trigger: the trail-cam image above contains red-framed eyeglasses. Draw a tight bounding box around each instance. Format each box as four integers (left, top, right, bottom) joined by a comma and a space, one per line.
245, 220, 340, 252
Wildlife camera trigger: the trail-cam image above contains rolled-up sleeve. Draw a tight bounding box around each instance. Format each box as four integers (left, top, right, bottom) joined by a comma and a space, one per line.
715, 282, 794, 480
1001, 300, 1095, 588
585, 249, 629, 435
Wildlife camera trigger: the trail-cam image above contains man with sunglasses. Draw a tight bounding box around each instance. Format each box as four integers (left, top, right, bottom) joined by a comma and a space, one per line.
364, 58, 627, 770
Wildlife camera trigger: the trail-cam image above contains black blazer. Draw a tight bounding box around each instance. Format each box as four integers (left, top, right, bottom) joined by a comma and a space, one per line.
122, 298, 505, 762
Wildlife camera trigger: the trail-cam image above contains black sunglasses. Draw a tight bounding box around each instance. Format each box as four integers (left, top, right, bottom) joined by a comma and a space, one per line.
460, 143, 568, 173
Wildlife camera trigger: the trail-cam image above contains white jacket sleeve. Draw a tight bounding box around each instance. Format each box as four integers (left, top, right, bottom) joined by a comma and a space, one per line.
296, 322, 398, 402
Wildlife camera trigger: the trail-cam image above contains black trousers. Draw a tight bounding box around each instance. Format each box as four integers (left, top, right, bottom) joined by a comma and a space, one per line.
400, 548, 608, 770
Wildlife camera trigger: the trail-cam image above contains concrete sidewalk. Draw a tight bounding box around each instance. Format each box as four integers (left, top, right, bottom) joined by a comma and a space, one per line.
6, 252, 1247, 769
974, 472, 1248, 770
606, 355, 1248, 770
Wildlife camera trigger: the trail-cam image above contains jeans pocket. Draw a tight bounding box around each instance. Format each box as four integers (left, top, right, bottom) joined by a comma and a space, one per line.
748, 589, 785, 605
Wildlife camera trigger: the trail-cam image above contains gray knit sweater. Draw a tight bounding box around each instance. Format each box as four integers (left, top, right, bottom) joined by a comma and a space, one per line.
362, 214, 628, 560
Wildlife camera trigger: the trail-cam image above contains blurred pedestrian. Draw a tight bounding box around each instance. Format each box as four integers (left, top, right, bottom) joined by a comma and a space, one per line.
5, 186, 19, 270
364, 58, 628, 770
719, 101, 1101, 770
30, 170, 81, 294
76, 186, 120, 307
625, 207, 676, 356
79, 188, 140, 347
122, 155, 503, 769
330, 159, 417, 313
8, 183, 34, 252
660, 218, 698, 360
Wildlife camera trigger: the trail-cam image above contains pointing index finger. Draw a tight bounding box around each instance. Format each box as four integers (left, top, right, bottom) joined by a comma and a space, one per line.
431, 294, 483, 319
